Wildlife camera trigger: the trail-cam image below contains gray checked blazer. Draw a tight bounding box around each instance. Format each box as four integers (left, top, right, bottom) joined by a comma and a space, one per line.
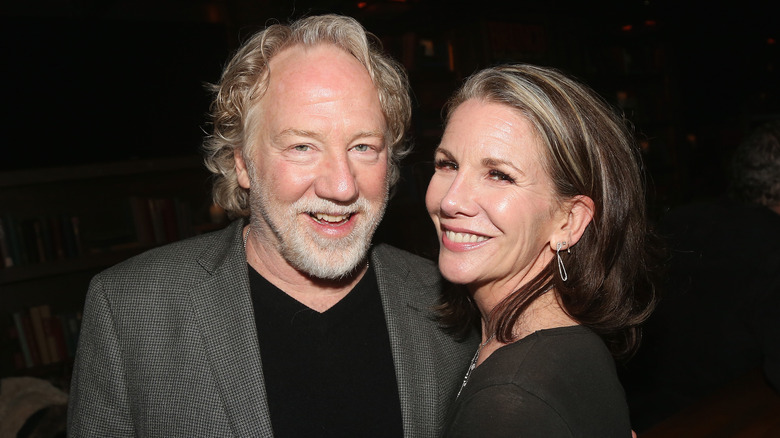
67, 220, 476, 437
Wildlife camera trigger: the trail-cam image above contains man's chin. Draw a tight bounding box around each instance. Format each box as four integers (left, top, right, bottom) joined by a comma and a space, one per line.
295, 258, 366, 281
287, 243, 370, 281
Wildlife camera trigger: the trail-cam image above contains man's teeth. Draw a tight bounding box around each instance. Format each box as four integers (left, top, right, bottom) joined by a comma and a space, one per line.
313, 213, 350, 223
445, 230, 489, 243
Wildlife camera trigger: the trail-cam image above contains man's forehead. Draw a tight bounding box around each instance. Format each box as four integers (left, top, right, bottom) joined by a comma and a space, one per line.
267, 43, 374, 90
249, 44, 386, 135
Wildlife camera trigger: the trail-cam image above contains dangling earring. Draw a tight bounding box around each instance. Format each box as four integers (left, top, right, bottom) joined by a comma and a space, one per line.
557, 241, 569, 282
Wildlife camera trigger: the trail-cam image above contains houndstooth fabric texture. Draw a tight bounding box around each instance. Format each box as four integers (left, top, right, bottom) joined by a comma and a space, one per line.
67, 220, 477, 437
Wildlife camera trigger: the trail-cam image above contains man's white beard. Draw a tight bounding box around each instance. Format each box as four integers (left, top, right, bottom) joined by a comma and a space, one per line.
248, 168, 388, 280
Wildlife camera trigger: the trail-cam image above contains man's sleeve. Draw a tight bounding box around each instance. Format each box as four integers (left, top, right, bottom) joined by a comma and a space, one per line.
67, 275, 135, 436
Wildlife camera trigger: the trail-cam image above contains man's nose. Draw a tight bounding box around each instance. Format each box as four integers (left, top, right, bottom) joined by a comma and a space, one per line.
314, 154, 359, 203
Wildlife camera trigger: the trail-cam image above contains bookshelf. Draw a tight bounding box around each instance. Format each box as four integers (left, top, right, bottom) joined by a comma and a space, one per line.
0, 156, 222, 379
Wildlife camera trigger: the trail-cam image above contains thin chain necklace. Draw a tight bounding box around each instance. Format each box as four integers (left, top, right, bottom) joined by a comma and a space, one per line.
457, 333, 496, 398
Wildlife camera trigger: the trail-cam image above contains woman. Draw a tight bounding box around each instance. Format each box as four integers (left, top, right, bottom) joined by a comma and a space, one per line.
426, 64, 657, 437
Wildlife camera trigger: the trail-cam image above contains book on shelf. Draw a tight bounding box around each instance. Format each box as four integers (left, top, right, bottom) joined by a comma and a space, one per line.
0, 214, 83, 268
5, 318, 25, 370
129, 196, 194, 246
28, 305, 53, 366
4, 305, 82, 370
130, 196, 156, 245
3, 216, 25, 266
48, 215, 66, 260
1, 195, 198, 270
0, 217, 13, 268
11, 313, 33, 368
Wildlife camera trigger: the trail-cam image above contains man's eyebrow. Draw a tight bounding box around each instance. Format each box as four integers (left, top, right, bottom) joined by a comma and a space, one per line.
273, 129, 385, 143
352, 130, 385, 139
351, 131, 386, 148
273, 128, 322, 143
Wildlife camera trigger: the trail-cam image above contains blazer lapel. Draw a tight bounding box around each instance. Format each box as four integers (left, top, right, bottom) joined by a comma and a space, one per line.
189, 222, 274, 437
372, 245, 440, 438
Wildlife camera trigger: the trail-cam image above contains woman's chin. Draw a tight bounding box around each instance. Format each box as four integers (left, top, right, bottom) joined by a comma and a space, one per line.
439, 266, 479, 286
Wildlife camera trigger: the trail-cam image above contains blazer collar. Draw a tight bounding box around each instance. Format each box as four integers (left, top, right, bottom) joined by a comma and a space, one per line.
371, 244, 441, 437
190, 221, 274, 437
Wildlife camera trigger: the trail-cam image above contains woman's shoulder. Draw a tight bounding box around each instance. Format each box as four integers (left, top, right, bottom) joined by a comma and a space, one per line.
493, 326, 618, 387
468, 325, 630, 435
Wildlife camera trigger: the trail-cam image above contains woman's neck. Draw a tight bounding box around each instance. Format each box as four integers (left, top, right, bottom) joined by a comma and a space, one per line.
473, 288, 579, 366
475, 286, 578, 341
510, 289, 579, 338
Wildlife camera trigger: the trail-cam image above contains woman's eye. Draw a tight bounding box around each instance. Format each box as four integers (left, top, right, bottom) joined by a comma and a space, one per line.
352, 144, 370, 152
434, 159, 457, 170
489, 169, 515, 183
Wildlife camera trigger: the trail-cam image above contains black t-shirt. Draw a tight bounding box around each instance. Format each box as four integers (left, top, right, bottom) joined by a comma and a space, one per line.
444, 325, 630, 438
249, 264, 403, 438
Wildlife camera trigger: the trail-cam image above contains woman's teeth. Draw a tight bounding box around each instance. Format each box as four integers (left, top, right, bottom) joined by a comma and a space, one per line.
445, 230, 488, 243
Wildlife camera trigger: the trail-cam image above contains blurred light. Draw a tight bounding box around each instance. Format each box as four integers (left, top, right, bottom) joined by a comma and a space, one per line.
357, 2, 367, 8
768, 37, 776, 45
209, 204, 226, 224
645, 20, 657, 27
622, 24, 633, 32
419, 39, 434, 57
206, 3, 223, 23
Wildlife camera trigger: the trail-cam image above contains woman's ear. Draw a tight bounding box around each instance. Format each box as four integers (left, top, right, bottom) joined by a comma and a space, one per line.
234, 149, 251, 189
550, 195, 595, 250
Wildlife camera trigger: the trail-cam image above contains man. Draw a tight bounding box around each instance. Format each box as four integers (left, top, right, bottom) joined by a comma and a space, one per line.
67, 15, 476, 437
623, 120, 780, 431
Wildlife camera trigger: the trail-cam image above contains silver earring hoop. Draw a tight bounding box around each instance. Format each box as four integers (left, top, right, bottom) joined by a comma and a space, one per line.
557, 241, 568, 282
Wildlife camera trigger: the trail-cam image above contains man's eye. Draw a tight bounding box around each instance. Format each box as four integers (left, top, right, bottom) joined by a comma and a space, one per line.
293, 144, 311, 152
352, 144, 370, 152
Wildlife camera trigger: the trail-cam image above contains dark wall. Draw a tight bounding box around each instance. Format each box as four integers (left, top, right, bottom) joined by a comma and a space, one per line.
2, 17, 229, 170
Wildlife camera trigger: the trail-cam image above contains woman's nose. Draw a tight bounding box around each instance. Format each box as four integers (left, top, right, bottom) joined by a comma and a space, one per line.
437, 173, 478, 218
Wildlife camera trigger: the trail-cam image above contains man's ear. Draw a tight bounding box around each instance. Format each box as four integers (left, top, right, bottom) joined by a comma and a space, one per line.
550, 195, 595, 250
234, 149, 251, 189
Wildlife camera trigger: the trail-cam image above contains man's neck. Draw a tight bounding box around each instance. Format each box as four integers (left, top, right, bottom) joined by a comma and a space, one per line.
244, 226, 368, 312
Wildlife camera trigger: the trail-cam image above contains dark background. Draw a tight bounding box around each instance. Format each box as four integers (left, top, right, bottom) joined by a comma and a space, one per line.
2, 0, 778, 215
